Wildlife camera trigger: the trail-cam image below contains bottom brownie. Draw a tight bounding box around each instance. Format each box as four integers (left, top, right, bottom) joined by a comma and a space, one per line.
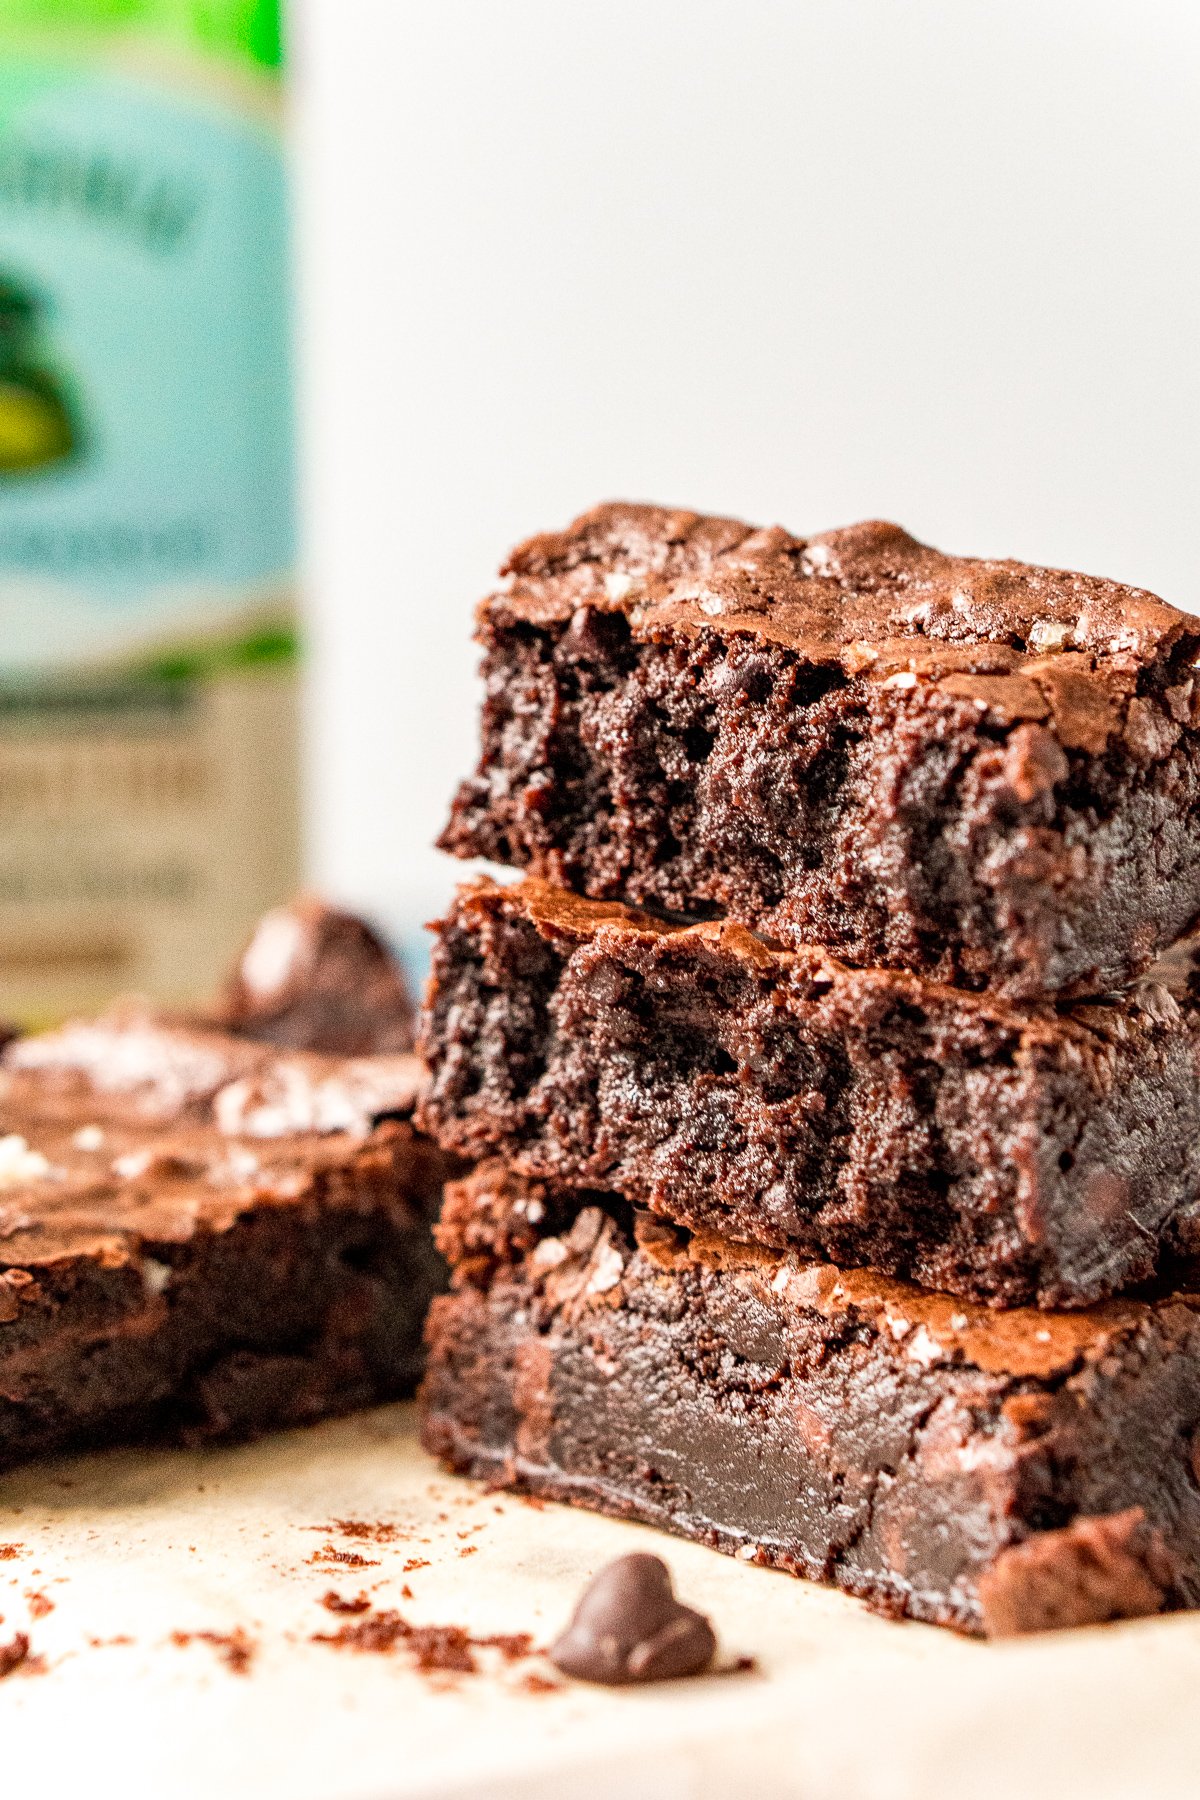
422, 1164, 1200, 1636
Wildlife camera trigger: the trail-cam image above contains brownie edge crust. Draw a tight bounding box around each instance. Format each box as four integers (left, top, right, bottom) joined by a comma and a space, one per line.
422, 1165, 1200, 1638
440, 502, 1200, 1000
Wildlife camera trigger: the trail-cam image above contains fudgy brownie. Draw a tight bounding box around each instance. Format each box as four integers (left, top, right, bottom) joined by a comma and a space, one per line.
423, 1163, 1200, 1637
440, 502, 1200, 999
215, 893, 415, 1054
418, 877, 1200, 1309
0, 1011, 445, 1468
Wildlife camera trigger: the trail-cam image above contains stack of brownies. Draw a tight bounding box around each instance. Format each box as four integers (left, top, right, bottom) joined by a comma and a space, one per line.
418, 501, 1200, 1637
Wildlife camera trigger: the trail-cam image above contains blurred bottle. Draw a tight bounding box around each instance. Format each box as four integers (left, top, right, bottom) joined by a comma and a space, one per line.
0, 0, 298, 1025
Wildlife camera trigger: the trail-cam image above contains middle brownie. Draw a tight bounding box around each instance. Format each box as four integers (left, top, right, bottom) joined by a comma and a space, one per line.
419, 877, 1200, 1309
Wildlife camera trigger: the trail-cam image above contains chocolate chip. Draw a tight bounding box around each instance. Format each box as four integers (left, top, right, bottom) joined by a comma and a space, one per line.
549, 1554, 716, 1685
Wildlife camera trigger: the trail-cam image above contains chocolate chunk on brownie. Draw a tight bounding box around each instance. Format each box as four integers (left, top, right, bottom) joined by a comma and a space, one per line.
0, 1010, 445, 1468
215, 893, 415, 1054
440, 502, 1200, 999
422, 1163, 1200, 1637
418, 877, 1200, 1308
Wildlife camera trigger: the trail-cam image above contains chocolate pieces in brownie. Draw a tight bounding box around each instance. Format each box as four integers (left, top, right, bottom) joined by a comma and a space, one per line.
419, 877, 1200, 1308
423, 1164, 1200, 1637
440, 502, 1200, 1000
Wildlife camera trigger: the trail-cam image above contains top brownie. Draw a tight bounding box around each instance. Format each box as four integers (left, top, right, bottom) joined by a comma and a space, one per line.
441, 503, 1200, 998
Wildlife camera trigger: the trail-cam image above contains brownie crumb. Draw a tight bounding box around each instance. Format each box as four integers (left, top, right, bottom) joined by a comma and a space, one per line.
307, 1545, 380, 1569
0, 1544, 24, 1561
313, 1609, 537, 1679
170, 1627, 256, 1675
320, 1519, 403, 1544
0, 1632, 42, 1678
24, 1590, 53, 1619
402, 1557, 430, 1573
320, 1590, 372, 1616
520, 1670, 563, 1695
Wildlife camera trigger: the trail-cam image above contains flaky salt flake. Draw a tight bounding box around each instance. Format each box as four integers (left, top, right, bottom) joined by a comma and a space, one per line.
0, 1137, 50, 1188
1028, 619, 1074, 653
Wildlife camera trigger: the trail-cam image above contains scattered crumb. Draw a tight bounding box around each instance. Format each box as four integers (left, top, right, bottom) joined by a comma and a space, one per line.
486, 1632, 536, 1662
0, 1545, 24, 1561
170, 1628, 256, 1676
312, 1610, 537, 1680
402, 1557, 430, 1574
24, 1590, 53, 1619
715, 1655, 760, 1677
520, 1671, 563, 1695
87, 1635, 134, 1649
311, 1520, 403, 1544
307, 1545, 380, 1569
401, 1585, 414, 1600
0, 1632, 43, 1678
459, 1546, 479, 1558
320, 1590, 372, 1616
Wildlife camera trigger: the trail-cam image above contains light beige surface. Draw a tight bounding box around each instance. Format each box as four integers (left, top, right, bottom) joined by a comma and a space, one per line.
0, 1402, 1195, 1800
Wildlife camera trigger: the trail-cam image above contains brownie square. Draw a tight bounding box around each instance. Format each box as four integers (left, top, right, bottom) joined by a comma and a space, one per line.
422, 1163, 1200, 1638
440, 503, 1200, 1000
418, 877, 1200, 1309
0, 1011, 446, 1468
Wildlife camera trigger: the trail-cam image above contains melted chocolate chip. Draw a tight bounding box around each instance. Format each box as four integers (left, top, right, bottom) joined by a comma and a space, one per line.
218, 895, 415, 1055
549, 1554, 716, 1685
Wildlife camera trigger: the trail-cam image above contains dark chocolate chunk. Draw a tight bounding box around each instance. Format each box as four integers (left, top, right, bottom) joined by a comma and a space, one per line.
549, 1554, 716, 1684
217, 894, 415, 1054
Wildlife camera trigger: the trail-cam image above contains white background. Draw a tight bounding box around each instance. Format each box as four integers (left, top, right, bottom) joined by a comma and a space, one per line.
291, 0, 1200, 950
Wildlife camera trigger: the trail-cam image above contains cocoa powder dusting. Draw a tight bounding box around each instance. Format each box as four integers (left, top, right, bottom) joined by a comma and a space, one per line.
320, 1590, 372, 1616
307, 1545, 379, 1569
310, 1519, 403, 1544
312, 1608, 539, 1680
170, 1627, 256, 1675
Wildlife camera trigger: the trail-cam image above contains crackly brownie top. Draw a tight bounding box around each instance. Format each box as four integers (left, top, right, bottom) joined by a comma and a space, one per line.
447, 1162, 1200, 1384
213, 893, 415, 1055
487, 503, 1199, 752
438, 876, 1200, 1046
0, 1010, 428, 1277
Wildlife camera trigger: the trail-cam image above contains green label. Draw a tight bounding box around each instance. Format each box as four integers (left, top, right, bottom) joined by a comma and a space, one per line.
0, 34, 294, 683
0, 1, 282, 72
